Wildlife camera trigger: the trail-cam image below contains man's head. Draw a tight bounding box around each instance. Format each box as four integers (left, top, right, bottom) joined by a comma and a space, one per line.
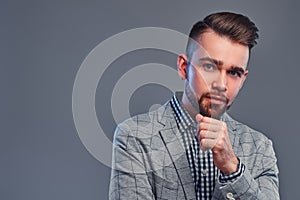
178, 12, 259, 119
186, 12, 259, 60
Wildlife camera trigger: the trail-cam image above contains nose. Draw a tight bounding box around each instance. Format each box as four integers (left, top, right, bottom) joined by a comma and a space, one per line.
212, 71, 227, 92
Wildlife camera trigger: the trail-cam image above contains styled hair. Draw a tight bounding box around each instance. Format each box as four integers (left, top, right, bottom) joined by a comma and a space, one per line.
186, 12, 259, 59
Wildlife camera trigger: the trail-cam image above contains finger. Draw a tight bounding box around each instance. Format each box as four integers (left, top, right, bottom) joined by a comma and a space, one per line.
200, 138, 218, 151
195, 114, 203, 123
198, 122, 220, 132
199, 130, 219, 140
200, 118, 227, 133
200, 116, 224, 125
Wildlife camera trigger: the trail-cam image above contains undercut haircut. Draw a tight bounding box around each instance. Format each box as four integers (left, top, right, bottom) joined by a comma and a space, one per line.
186, 12, 259, 60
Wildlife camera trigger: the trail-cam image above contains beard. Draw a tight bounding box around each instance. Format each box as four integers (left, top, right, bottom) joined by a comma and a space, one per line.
198, 93, 229, 119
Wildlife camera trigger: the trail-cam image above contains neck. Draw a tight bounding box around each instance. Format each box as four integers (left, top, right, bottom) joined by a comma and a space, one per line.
181, 92, 199, 121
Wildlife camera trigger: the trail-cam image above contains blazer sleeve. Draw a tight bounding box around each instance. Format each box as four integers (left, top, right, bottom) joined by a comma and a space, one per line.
109, 124, 155, 200
213, 138, 280, 200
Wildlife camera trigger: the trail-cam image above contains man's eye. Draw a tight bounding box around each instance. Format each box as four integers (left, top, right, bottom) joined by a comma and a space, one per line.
229, 71, 241, 77
203, 64, 216, 71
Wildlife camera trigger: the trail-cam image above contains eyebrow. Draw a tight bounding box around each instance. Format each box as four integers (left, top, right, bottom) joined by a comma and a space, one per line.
198, 57, 245, 75
199, 57, 223, 66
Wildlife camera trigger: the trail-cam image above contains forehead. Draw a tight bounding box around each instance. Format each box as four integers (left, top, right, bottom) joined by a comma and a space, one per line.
192, 30, 250, 69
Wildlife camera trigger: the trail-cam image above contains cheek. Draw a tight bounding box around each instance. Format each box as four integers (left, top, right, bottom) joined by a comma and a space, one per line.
227, 82, 243, 102
191, 72, 210, 94
193, 69, 213, 86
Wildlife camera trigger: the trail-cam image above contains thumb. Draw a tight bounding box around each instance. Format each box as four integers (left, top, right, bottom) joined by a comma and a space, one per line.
195, 114, 203, 123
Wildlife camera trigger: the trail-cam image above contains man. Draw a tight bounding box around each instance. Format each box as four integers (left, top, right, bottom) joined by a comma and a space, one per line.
109, 12, 279, 200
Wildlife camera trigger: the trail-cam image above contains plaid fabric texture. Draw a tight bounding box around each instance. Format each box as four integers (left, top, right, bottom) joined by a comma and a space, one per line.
109, 92, 279, 200
170, 93, 244, 199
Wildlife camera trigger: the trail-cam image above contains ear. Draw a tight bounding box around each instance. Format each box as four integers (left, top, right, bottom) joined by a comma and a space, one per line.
239, 70, 249, 89
177, 54, 189, 80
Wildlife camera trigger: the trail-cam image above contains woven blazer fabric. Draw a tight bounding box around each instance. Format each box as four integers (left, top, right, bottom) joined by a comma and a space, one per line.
109, 101, 279, 200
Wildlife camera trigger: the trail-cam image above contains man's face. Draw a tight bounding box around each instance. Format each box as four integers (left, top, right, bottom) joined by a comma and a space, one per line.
178, 30, 249, 119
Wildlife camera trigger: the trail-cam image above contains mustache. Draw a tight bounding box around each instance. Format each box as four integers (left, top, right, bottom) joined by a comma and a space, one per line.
201, 92, 229, 103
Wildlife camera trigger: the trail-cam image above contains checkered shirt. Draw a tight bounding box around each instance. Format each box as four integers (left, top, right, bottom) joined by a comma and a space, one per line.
170, 93, 244, 200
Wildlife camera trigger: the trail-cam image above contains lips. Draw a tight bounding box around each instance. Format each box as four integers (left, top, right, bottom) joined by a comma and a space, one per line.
205, 95, 227, 104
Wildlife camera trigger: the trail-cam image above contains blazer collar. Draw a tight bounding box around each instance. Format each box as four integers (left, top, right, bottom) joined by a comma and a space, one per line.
158, 102, 196, 199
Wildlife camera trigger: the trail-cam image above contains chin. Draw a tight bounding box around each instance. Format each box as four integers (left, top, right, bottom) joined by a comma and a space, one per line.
200, 103, 227, 119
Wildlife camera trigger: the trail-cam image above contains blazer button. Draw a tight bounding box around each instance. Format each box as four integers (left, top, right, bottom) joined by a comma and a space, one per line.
226, 192, 235, 200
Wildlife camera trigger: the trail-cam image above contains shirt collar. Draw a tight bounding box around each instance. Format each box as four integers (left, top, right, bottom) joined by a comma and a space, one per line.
170, 92, 196, 132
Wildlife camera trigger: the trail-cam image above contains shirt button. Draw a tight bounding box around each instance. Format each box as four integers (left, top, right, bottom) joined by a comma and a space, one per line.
202, 169, 208, 176
226, 192, 235, 200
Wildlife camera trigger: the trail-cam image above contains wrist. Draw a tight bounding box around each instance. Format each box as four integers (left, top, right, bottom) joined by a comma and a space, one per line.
220, 156, 239, 175
219, 157, 245, 184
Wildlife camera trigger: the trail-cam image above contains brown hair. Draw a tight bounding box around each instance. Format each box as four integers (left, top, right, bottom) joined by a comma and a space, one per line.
186, 12, 259, 59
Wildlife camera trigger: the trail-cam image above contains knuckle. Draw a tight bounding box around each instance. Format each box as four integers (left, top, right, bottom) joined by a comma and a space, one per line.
219, 134, 226, 141
200, 130, 205, 137
219, 138, 225, 145
199, 123, 204, 129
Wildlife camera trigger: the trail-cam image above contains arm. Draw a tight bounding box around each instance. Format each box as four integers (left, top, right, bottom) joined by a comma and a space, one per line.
109, 125, 155, 200
196, 114, 279, 199
213, 138, 279, 200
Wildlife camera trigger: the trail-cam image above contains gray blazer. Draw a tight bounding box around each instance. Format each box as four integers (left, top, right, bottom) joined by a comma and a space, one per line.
109, 101, 279, 200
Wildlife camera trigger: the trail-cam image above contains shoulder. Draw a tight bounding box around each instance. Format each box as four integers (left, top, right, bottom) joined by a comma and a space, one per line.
114, 101, 173, 138
224, 113, 278, 175
224, 113, 273, 149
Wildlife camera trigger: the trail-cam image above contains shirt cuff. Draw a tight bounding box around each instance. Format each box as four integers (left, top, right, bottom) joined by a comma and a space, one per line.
219, 157, 245, 184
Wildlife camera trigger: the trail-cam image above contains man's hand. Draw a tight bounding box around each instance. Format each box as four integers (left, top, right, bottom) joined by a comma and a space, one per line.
196, 114, 238, 174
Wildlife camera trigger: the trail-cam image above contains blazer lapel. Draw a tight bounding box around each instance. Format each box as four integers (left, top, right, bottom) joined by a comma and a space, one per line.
158, 103, 196, 199
223, 112, 239, 153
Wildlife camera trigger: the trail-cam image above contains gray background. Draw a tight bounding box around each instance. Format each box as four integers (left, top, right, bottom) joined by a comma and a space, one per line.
1, 0, 299, 199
